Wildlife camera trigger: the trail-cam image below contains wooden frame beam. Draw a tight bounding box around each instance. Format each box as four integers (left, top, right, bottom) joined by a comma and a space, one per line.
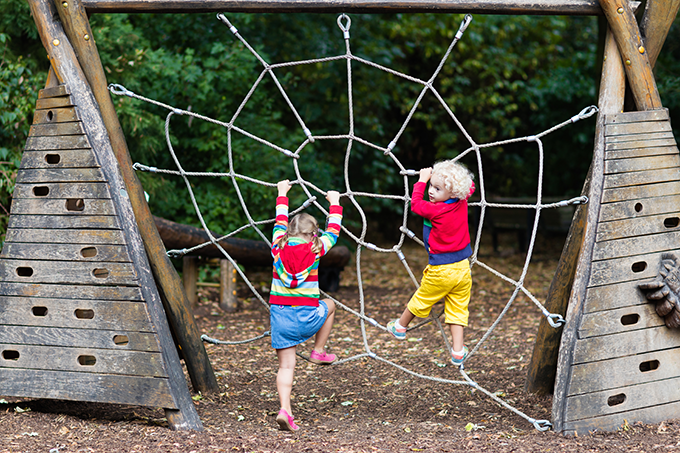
81, 0, 606, 15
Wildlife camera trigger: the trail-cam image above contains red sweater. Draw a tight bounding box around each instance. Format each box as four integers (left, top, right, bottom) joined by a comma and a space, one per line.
411, 181, 473, 265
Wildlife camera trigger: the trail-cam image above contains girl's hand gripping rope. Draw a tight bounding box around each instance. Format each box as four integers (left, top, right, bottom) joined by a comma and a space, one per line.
326, 190, 341, 205
277, 180, 292, 197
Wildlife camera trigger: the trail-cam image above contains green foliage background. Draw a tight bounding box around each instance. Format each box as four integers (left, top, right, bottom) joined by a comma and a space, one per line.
1, 2, 679, 244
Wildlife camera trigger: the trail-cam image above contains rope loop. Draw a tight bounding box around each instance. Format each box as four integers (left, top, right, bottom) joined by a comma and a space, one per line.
108, 83, 133, 97
133, 162, 157, 173
531, 419, 553, 432
337, 14, 351, 40
571, 105, 599, 123
456, 14, 473, 39
547, 313, 566, 328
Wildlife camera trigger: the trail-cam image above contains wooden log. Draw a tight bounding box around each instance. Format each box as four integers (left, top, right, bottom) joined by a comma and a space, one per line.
603, 167, 680, 188
8, 214, 120, 230
10, 198, 116, 216
639, 0, 680, 69
0, 344, 167, 377
80, 0, 607, 15
154, 215, 351, 269
13, 182, 112, 199
584, 280, 649, 313
182, 256, 198, 307
563, 400, 680, 434
606, 144, 678, 159
0, 281, 143, 301
33, 107, 80, 124
595, 224, 680, 254
525, 25, 624, 396
599, 194, 680, 223
35, 96, 74, 110
578, 303, 663, 338
567, 349, 680, 396
564, 375, 680, 422
0, 325, 159, 351
599, 0, 662, 110
2, 243, 132, 262
20, 150, 100, 169
0, 297, 152, 331
4, 228, 125, 245
572, 325, 680, 364
55, 0, 218, 402
0, 368, 175, 408
25, 135, 91, 150
29, 121, 83, 136
602, 180, 680, 204
219, 259, 239, 312
16, 168, 106, 183
0, 259, 139, 285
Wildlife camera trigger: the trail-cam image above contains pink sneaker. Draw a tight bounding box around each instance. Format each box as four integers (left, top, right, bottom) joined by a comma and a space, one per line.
310, 349, 336, 365
276, 409, 299, 431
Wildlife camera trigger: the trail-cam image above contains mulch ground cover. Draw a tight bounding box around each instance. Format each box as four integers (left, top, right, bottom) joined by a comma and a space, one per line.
2, 233, 680, 452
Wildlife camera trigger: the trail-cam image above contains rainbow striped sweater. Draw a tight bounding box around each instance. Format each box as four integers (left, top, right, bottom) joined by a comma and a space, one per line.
269, 196, 343, 306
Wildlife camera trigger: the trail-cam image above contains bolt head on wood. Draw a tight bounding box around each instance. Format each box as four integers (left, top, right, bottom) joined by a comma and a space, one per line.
84, 34, 90, 41
638, 46, 645, 54
52, 39, 60, 46
617, 7, 624, 13
62, 1, 68, 7
625, 59, 631, 65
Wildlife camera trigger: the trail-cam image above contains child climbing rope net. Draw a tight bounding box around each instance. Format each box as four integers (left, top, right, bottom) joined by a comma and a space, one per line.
108, 13, 597, 431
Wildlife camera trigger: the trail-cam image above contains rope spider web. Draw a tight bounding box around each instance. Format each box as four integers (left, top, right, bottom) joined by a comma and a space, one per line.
108, 13, 598, 431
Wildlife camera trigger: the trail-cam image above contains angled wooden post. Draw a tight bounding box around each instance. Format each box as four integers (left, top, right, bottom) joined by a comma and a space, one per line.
53, 0, 218, 394
599, 0, 662, 111
639, 0, 680, 69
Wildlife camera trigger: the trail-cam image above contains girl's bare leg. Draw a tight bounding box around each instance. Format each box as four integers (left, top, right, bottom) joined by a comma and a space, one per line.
313, 299, 336, 353
276, 346, 297, 415
398, 307, 416, 328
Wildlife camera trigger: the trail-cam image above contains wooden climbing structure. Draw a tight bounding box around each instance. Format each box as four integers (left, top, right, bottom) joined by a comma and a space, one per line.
2, 0, 679, 435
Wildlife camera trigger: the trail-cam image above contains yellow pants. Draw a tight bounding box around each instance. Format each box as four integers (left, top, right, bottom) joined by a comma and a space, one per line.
407, 260, 472, 326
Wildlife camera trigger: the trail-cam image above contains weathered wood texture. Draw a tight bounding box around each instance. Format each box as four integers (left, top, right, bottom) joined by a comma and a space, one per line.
552, 108, 680, 434
80, 0, 607, 15
2, 0, 203, 430
56, 0, 217, 400
0, 368, 176, 408
525, 25, 624, 396
220, 259, 239, 312
599, 0, 662, 110
154, 215, 351, 268
639, 0, 680, 69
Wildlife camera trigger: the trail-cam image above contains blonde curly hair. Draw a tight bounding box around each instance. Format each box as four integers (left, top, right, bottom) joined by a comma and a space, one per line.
432, 159, 474, 200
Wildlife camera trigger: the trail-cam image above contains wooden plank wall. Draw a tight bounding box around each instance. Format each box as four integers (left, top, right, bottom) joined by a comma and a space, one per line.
557, 109, 680, 433
0, 85, 178, 409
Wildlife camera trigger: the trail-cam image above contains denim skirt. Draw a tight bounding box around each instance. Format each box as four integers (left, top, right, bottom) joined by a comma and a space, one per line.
270, 301, 329, 349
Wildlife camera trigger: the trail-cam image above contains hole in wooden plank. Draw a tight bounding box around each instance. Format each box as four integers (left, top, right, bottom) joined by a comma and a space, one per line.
92, 268, 109, 279
113, 335, 129, 346
640, 360, 660, 372
664, 217, 680, 229
634, 203, 643, 213
16, 267, 33, 277
80, 247, 97, 258
632, 261, 647, 273
620, 314, 640, 325
74, 309, 94, 319
45, 154, 61, 164
31, 306, 48, 317
33, 186, 49, 196
607, 393, 626, 407
77, 355, 96, 366
47, 110, 54, 121
2, 350, 19, 361
66, 198, 85, 212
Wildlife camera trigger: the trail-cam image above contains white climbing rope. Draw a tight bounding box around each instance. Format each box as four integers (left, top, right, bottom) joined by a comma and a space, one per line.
109, 13, 598, 431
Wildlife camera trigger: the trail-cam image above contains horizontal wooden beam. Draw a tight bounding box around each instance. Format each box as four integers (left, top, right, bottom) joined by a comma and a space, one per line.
82, 0, 606, 15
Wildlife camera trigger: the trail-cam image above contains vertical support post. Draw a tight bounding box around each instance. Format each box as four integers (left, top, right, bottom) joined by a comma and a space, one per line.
54, 0, 218, 394
639, 0, 680, 69
183, 256, 198, 307
599, 0, 662, 110
219, 259, 239, 312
